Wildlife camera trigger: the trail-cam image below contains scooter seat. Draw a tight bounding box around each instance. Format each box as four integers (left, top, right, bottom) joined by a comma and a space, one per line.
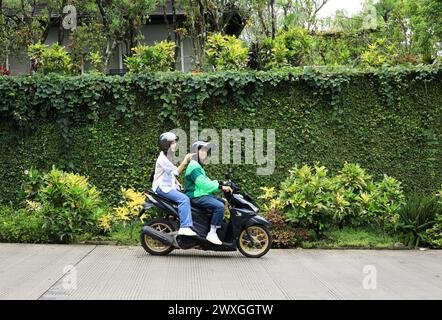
149, 192, 179, 206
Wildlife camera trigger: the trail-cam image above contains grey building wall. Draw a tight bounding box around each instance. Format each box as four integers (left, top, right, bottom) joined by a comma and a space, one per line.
6, 22, 195, 75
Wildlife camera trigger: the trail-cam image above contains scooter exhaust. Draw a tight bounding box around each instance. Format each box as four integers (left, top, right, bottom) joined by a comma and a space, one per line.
141, 225, 174, 246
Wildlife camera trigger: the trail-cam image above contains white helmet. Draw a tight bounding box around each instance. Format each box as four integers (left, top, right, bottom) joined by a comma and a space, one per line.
159, 132, 177, 153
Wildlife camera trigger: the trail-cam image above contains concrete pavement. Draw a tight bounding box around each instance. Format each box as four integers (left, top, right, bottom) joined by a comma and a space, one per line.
0, 243, 441, 300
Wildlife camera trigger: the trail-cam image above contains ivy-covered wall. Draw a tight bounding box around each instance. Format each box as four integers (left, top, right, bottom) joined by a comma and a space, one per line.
0, 66, 441, 205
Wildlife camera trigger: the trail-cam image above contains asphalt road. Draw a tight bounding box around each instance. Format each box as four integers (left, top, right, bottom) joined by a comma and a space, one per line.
0, 243, 441, 300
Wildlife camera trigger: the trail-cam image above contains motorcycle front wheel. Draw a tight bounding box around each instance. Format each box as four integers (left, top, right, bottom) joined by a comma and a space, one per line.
237, 225, 272, 258
140, 219, 175, 256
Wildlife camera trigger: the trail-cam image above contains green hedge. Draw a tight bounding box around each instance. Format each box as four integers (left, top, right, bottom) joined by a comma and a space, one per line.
0, 66, 441, 206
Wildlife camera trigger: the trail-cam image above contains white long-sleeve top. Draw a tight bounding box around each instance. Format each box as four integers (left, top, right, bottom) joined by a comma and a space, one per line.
152, 152, 179, 193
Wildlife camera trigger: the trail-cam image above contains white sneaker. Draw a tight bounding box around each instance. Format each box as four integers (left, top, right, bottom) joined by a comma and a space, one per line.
178, 227, 197, 236
206, 232, 222, 245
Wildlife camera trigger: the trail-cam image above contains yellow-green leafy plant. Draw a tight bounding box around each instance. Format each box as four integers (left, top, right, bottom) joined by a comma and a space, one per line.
360, 37, 397, 67
423, 186, 442, 248
256, 27, 312, 70
88, 51, 106, 73
126, 41, 176, 72
259, 162, 406, 238
28, 43, 74, 74
205, 33, 249, 71
259, 187, 297, 247
275, 27, 312, 66
331, 162, 373, 228
22, 166, 106, 243
100, 188, 147, 232
277, 164, 336, 237
256, 37, 289, 70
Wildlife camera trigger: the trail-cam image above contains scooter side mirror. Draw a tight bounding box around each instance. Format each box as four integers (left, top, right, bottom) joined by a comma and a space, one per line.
224, 168, 233, 180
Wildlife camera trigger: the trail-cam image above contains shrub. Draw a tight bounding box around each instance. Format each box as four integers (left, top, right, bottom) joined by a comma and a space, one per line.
364, 175, 406, 230
126, 41, 176, 73
256, 27, 312, 70
0, 66, 11, 76
394, 196, 441, 248
205, 33, 249, 71
99, 188, 147, 232
437, 185, 442, 206
22, 166, 106, 243
422, 186, 442, 248
28, 43, 74, 74
331, 162, 373, 228
0, 205, 48, 243
259, 162, 406, 238
360, 38, 397, 67
277, 164, 335, 237
276, 27, 312, 66
263, 208, 298, 248
256, 37, 289, 70
424, 215, 442, 248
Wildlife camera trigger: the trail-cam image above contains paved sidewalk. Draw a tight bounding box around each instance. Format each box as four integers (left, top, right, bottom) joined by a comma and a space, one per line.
0, 243, 441, 300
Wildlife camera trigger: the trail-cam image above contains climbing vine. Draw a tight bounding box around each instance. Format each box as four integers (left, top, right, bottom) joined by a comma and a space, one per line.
0, 64, 441, 205
0, 64, 440, 145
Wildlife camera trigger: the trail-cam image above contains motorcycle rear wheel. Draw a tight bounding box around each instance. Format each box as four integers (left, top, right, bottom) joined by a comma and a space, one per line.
237, 225, 272, 258
140, 219, 175, 256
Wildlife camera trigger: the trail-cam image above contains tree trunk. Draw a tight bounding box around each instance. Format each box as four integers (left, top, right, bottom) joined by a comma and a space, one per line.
163, 2, 172, 41
58, 0, 67, 45
171, 0, 179, 67
270, 0, 276, 39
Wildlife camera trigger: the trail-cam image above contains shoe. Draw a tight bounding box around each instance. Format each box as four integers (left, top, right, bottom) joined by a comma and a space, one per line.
206, 232, 222, 245
178, 227, 197, 236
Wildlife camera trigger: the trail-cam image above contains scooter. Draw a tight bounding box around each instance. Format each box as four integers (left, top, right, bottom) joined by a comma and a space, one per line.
135, 170, 272, 258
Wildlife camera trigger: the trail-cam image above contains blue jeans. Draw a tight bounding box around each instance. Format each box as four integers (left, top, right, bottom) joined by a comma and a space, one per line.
156, 187, 193, 228
191, 195, 225, 227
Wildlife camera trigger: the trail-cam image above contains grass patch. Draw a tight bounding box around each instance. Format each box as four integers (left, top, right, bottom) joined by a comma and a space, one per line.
76, 224, 400, 249
300, 227, 400, 249
76, 222, 143, 246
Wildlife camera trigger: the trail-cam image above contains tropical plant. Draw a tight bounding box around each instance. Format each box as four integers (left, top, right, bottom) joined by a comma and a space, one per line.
0, 205, 48, 243
278, 164, 335, 237
99, 188, 147, 232
22, 166, 106, 242
256, 37, 289, 70
393, 196, 440, 248
276, 27, 312, 66
331, 162, 373, 228
126, 41, 176, 72
364, 174, 406, 230
255, 27, 312, 69
422, 186, 442, 248
27, 43, 74, 74
360, 37, 397, 67
205, 33, 249, 71
259, 162, 406, 237
0, 66, 11, 76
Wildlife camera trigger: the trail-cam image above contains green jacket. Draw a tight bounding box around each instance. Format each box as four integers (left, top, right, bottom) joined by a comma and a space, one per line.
184, 160, 219, 198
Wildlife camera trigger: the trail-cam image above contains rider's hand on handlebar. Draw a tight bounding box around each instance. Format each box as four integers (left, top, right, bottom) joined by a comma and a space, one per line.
221, 185, 233, 193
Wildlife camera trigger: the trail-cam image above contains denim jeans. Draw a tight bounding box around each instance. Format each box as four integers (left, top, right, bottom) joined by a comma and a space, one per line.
156, 187, 193, 228
191, 195, 225, 226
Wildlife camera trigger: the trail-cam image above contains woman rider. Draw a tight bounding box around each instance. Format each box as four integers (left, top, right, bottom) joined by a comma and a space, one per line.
152, 132, 197, 236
